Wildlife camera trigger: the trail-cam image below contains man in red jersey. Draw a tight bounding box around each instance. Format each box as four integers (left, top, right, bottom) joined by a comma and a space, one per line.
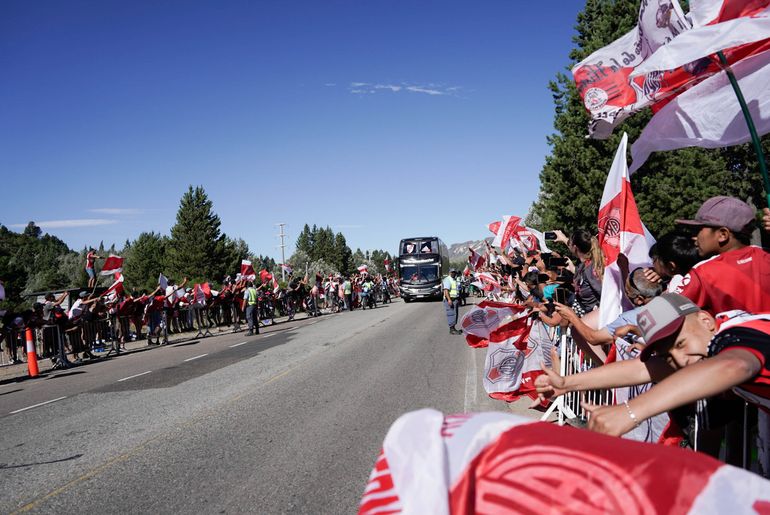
673, 196, 770, 315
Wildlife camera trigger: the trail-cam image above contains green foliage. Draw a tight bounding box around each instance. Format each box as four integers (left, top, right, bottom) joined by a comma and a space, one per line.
289, 227, 390, 275
123, 232, 168, 292
165, 185, 228, 282
0, 223, 78, 310
528, 0, 768, 238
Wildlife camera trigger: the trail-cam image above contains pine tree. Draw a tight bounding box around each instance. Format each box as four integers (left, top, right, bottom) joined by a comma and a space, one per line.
334, 233, 353, 274
296, 224, 312, 255
165, 186, 226, 282
528, 0, 765, 237
123, 232, 168, 292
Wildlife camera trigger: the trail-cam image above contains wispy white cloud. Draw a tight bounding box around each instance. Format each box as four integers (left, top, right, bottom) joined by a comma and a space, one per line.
88, 208, 146, 215
347, 81, 461, 97
405, 85, 444, 96
9, 219, 118, 229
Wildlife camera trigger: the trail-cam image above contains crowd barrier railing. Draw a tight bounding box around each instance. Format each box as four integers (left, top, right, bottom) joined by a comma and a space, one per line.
540, 328, 613, 426
538, 328, 766, 477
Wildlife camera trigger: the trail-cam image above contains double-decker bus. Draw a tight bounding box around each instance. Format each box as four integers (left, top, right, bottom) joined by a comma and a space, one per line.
397, 236, 449, 302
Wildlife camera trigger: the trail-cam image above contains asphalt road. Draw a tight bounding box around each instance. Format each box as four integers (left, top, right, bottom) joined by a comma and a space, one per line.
0, 298, 509, 514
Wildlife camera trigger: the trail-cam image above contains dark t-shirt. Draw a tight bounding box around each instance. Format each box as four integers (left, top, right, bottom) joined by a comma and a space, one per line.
574, 261, 602, 311
709, 313, 770, 411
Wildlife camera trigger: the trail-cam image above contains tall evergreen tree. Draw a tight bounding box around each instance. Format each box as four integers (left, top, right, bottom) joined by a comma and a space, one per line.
165, 185, 226, 282
296, 224, 312, 255
528, 0, 764, 237
333, 233, 353, 274
123, 232, 168, 291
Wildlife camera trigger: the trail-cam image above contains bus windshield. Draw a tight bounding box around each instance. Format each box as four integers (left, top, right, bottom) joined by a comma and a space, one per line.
400, 264, 439, 284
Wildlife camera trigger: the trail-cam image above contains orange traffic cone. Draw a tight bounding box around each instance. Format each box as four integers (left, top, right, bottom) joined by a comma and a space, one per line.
25, 328, 39, 378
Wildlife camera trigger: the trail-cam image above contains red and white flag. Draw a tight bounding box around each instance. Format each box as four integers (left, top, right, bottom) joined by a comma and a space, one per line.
574, 0, 770, 139
102, 274, 125, 299
357, 264, 369, 273
598, 133, 656, 328
467, 247, 486, 271
383, 259, 391, 272
259, 269, 272, 284
460, 299, 530, 348
475, 272, 502, 295
491, 216, 522, 249
631, 1, 770, 78
99, 255, 123, 276
241, 260, 256, 281
359, 409, 770, 515
280, 263, 293, 275
572, 1, 691, 138
487, 220, 501, 235
193, 283, 211, 305
630, 47, 770, 173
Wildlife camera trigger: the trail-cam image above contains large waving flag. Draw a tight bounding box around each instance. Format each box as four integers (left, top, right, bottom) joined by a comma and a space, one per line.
102, 274, 125, 299
598, 134, 656, 328
280, 263, 293, 275
359, 410, 770, 515
630, 48, 770, 173
571, 0, 691, 138
99, 254, 124, 276
487, 220, 501, 235
241, 260, 256, 281
460, 300, 530, 348
630, 1, 770, 78
468, 247, 486, 271
491, 215, 521, 249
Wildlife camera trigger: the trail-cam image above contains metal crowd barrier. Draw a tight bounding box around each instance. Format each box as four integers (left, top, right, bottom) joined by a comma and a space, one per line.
540, 328, 613, 426
539, 328, 766, 477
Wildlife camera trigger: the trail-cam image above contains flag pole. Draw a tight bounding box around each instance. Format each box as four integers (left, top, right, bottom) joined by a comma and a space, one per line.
717, 51, 770, 207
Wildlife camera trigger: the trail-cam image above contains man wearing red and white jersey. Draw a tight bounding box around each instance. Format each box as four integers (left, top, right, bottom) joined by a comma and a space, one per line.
580, 294, 770, 434
673, 196, 770, 315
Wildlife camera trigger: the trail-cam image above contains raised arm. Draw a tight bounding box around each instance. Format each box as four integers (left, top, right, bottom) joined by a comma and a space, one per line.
584, 349, 761, 437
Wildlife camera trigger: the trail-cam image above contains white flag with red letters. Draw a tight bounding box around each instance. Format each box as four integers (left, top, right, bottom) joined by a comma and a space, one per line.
491, 216, 521, 249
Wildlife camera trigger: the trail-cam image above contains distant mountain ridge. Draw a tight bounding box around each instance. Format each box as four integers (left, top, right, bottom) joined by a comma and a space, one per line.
447, 238, 492, 261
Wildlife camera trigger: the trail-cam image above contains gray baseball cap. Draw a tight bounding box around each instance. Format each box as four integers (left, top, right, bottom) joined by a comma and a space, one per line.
638, 293, 700, 362
676, 196, 755, 233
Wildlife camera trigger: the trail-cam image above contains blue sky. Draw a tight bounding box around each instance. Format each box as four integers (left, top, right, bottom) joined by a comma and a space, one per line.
0, 0, 583, 258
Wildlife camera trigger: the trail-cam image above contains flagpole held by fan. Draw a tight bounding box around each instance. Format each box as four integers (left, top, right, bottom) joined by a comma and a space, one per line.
717, 50, 770, 207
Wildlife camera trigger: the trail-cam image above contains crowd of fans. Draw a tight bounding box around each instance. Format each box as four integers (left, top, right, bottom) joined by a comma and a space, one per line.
463, 197, 770, 476
0, 264, 398, 367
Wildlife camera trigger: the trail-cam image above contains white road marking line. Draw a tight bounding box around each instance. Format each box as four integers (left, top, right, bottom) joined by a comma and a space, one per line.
117, 371, 151, 382
183, 354, 208, 362
464, 349, 478, 413
10, 396, 67, 414
262, 333, 274, 338
229, 341, 248, 348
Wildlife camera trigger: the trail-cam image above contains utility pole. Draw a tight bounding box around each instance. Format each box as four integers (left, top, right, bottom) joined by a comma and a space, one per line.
277, 223, 287, 281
